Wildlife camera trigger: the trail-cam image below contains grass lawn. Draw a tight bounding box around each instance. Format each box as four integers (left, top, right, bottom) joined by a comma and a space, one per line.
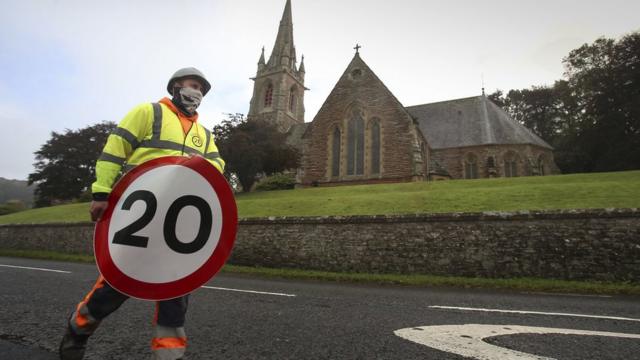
1, 170, 639, 224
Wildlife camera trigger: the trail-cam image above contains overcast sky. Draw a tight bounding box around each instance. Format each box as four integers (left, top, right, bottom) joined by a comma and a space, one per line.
1, 0, 638, 180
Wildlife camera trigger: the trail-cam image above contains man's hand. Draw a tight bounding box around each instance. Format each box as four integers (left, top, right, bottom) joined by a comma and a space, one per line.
90, 201, 109, 222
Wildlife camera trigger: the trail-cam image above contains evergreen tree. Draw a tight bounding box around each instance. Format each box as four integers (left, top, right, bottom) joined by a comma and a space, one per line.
212, 114, 299, 192
28, 121, 116, 207
491, 32, 640, 173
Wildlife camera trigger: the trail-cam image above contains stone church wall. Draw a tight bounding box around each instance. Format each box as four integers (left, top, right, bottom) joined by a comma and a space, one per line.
249, 70, 305, 132
301, 57, 427, 185
2, 209, 638, 281
432, 144, 559, 179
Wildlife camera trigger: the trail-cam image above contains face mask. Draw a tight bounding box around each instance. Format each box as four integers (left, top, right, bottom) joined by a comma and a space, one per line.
172, 86, 203, 115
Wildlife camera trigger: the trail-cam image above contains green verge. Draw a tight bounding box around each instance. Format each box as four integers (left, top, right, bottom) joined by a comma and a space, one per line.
1, 170, 640, 224
2, 249, 638, 296
0, 249, 95, 263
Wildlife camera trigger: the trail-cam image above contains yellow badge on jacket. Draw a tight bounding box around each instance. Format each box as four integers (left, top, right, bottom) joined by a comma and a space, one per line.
192, 135, 203, 147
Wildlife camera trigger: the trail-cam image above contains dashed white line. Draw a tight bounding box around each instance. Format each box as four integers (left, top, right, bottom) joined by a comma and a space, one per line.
201, 286, 296, 297
0, 264, 71, 274
428, 305, 640, 322
0, 263, 295, 297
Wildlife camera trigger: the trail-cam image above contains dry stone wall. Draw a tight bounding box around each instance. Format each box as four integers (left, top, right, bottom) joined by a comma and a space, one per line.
1, 209, 638, 282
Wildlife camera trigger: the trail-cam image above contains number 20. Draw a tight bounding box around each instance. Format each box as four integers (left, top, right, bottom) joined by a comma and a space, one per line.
112, 190, 213, 254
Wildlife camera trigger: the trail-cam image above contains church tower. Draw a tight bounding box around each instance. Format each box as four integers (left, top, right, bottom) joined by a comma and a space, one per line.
248, 0, 306, 132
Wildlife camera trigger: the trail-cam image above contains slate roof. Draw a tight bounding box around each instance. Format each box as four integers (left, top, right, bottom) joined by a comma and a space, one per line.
406, 96, 552, 150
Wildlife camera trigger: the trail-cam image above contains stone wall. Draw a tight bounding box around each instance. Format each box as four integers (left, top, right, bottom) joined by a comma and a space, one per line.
432, 144, 560, 179
0, 222, 95, 255
1, 209, 638, 281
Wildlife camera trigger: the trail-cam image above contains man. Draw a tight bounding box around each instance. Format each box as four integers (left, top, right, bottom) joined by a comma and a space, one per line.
59, 67, 225, 360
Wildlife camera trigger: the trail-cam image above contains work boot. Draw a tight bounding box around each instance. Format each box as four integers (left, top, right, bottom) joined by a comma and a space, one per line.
59, 324, 88, 360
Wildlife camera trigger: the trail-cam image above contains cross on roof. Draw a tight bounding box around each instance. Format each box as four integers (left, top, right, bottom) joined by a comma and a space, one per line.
354, 44, 361, 53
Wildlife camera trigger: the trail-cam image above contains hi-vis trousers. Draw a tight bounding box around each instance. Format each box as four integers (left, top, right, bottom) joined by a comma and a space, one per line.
68, 275, 188, 360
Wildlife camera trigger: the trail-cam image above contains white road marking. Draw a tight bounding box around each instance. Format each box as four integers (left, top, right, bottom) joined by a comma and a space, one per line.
0, 264, 71, 274
0, 262, 295, 297
429, 305, 640, 322
395, 324, 640, 360
201, 286, 296, 297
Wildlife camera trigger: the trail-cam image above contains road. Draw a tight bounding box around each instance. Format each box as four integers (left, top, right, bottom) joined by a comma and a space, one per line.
1, 257, 639, 359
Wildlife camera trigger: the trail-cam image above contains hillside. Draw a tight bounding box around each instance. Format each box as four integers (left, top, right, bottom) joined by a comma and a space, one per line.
0, 177, 34, 207
0, 170, 638, 225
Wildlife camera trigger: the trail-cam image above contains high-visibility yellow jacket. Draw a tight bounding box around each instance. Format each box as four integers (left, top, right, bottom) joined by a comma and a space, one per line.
91, 102, 225, 198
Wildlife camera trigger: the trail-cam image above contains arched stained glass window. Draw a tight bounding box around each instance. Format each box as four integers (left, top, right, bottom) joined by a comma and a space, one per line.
332, 127, 341, 177
264, 84, 273, 108
347, 110, 365, 176
370, 119, 380, 175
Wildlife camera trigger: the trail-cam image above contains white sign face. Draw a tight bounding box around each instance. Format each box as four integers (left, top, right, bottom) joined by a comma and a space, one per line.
107, 165, 223, 284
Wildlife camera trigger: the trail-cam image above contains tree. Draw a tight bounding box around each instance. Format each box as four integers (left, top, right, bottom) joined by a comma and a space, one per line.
487, 89, 506, 108
490, 86, 563, 143
491, 31, 640, 173
563, 33, 640, 172
28, 121, 116, 207
212, 114, 300, 192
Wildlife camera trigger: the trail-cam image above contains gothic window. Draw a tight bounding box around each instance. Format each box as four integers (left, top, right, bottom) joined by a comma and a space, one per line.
464, 153, 478, 179
504, 152, 519, 177
347, 110, 365, 176
264, 83, 273, 108
370, 119, 381, 175
289, 87, 296, 113
332, 127, 341, 177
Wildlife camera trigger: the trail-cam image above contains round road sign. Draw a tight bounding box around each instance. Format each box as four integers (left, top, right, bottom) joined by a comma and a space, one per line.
94, 156, 237, 301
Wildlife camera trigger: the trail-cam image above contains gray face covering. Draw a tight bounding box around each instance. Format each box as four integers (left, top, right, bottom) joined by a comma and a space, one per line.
172, 86, 203, 115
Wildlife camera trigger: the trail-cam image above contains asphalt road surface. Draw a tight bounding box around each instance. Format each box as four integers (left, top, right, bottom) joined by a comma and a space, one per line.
1, 257, 639, 359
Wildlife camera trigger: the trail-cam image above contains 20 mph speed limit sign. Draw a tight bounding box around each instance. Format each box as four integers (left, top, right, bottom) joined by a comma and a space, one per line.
94, 156, 238, 301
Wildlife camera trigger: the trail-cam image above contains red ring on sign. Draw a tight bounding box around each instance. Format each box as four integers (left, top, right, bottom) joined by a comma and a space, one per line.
94, 156, 238, 301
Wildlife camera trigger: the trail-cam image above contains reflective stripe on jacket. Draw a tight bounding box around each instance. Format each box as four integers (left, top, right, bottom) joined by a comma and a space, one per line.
92, 102, 225, 195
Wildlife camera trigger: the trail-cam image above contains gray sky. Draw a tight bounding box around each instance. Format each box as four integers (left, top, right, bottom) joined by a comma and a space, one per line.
1, 0, 638, 180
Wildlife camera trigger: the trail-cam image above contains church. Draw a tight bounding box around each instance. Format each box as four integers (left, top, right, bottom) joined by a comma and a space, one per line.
247, 0, 560, 187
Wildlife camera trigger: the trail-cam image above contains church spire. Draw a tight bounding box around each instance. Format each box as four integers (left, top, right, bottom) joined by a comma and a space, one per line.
248, 0, 306, 132
257, 46, 266, 73
299, 54, 305, 73
267, 0, 296, 69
